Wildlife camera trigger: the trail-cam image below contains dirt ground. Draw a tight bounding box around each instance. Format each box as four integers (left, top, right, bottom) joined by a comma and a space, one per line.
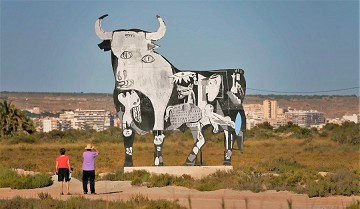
0, 176, 358, 209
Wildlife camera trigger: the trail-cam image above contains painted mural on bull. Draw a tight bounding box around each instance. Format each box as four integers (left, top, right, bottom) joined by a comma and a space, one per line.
95, 14, 246, 167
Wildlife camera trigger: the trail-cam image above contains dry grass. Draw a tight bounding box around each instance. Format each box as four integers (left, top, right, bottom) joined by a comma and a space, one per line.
0, 135, 358, 174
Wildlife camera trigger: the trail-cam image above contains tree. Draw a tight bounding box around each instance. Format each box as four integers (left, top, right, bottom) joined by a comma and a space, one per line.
0, 100, 35, 137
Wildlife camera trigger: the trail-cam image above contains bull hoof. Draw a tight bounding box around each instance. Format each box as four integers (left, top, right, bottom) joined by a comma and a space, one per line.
185, 158, 196, 166
155, 163, 164, 166
154, 157, 164, 166
223, 161, 232, 166
124, 162, 133, 167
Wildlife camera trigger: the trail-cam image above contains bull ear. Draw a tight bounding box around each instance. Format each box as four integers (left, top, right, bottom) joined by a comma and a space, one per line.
95, 14, 113, 40
98, 40, 111, 51
146, 15, 166, 41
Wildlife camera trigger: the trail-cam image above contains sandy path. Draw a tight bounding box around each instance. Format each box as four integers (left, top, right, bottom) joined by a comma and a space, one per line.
0, 176, 358, 209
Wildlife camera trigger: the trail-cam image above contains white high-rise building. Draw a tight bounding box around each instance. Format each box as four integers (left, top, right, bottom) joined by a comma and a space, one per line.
43, 119, 52, 133
42, 118, 58, 132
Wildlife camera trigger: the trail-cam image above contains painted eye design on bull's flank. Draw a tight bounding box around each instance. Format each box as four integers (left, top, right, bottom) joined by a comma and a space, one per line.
141, 55, 155, 63
120, 51, 132, 59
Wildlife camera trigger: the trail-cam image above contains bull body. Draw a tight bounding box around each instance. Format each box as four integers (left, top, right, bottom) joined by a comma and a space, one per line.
95, 15, 246, 166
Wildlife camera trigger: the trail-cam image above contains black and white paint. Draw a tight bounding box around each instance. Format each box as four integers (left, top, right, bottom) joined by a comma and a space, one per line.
95, 14, 246, 166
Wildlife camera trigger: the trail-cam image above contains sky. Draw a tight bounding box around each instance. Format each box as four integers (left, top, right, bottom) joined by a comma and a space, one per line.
0, 0, 359, 96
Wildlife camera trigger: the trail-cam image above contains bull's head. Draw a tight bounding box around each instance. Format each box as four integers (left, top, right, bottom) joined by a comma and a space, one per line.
95, 14, 169, 91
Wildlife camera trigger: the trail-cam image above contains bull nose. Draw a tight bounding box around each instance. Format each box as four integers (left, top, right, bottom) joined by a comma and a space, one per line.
116, 80, 134, 89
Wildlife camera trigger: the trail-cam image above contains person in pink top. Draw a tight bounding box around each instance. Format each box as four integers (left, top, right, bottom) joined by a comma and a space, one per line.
55, 148, 71, 195
82, 144, 99, 194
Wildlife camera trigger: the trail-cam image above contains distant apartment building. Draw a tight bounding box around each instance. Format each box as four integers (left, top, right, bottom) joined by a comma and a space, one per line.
244, 100, 286, 129
59, 111, 75, 130
73, 109, 111, 131
244, 104, 263, 129
263, 100, 278, 119
42, 119, 52, 133
285, 110, 325, 128
26, 106, 40, 114
39, 109, 115, 132
326, 118, 343, 125
342, 114, 360, 123
31, 107, 40, 114
104, 113, 115, 129
42, 118, 59, 132
244, 100, 327, 129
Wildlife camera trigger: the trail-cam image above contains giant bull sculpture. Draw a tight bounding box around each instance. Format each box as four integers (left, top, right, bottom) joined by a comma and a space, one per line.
95, 14, 246, 166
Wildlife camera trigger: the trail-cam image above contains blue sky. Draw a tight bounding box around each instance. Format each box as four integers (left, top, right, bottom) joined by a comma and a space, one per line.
0, 0, 359, 95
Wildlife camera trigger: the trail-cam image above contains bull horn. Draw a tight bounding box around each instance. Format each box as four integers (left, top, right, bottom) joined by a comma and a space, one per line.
146, 15, 166, 41
95, 14, 112, 40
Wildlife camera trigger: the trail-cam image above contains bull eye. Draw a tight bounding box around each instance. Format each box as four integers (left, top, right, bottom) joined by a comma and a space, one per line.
120, 51, 132, 59
141, 55, 155, 63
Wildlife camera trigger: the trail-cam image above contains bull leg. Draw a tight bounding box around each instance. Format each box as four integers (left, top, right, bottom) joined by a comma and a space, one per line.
123, 127, 135, 167
185, 124, 205, 166
153, 130, 165, 166
223, 130, 235, 166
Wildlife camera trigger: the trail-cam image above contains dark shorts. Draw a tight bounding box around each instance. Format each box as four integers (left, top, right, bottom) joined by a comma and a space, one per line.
58, 168, 70, 182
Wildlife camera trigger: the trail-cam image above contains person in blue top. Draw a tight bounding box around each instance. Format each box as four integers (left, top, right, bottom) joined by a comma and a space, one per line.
82, 144, 99, 194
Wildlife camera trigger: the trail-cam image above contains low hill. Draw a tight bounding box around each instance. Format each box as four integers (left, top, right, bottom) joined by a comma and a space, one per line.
0, 92, 358, 119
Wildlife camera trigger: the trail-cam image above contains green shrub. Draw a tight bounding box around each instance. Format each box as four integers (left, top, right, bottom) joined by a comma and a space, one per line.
321, 122, 360, 145
231, 169, 264, 193
260, 157, 305, 173
0, 167, 52, 189
0, 167, 18, 188
276, 122, 299, 133
172, 174, 194, 188
11, 173, 53, 189
147, 174, 173, 187
194, 170, 234, 191
38, 192, 52, 200
247, 122, 276, 139
306, 170, 360, 197
131, 177, 143, 186
128, 194, 185, 209
8, 134, 38, 144
196, 182, 215, 191
276, 122, 313, 139
292, 127, 312, 139
100, 169, 151, 182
